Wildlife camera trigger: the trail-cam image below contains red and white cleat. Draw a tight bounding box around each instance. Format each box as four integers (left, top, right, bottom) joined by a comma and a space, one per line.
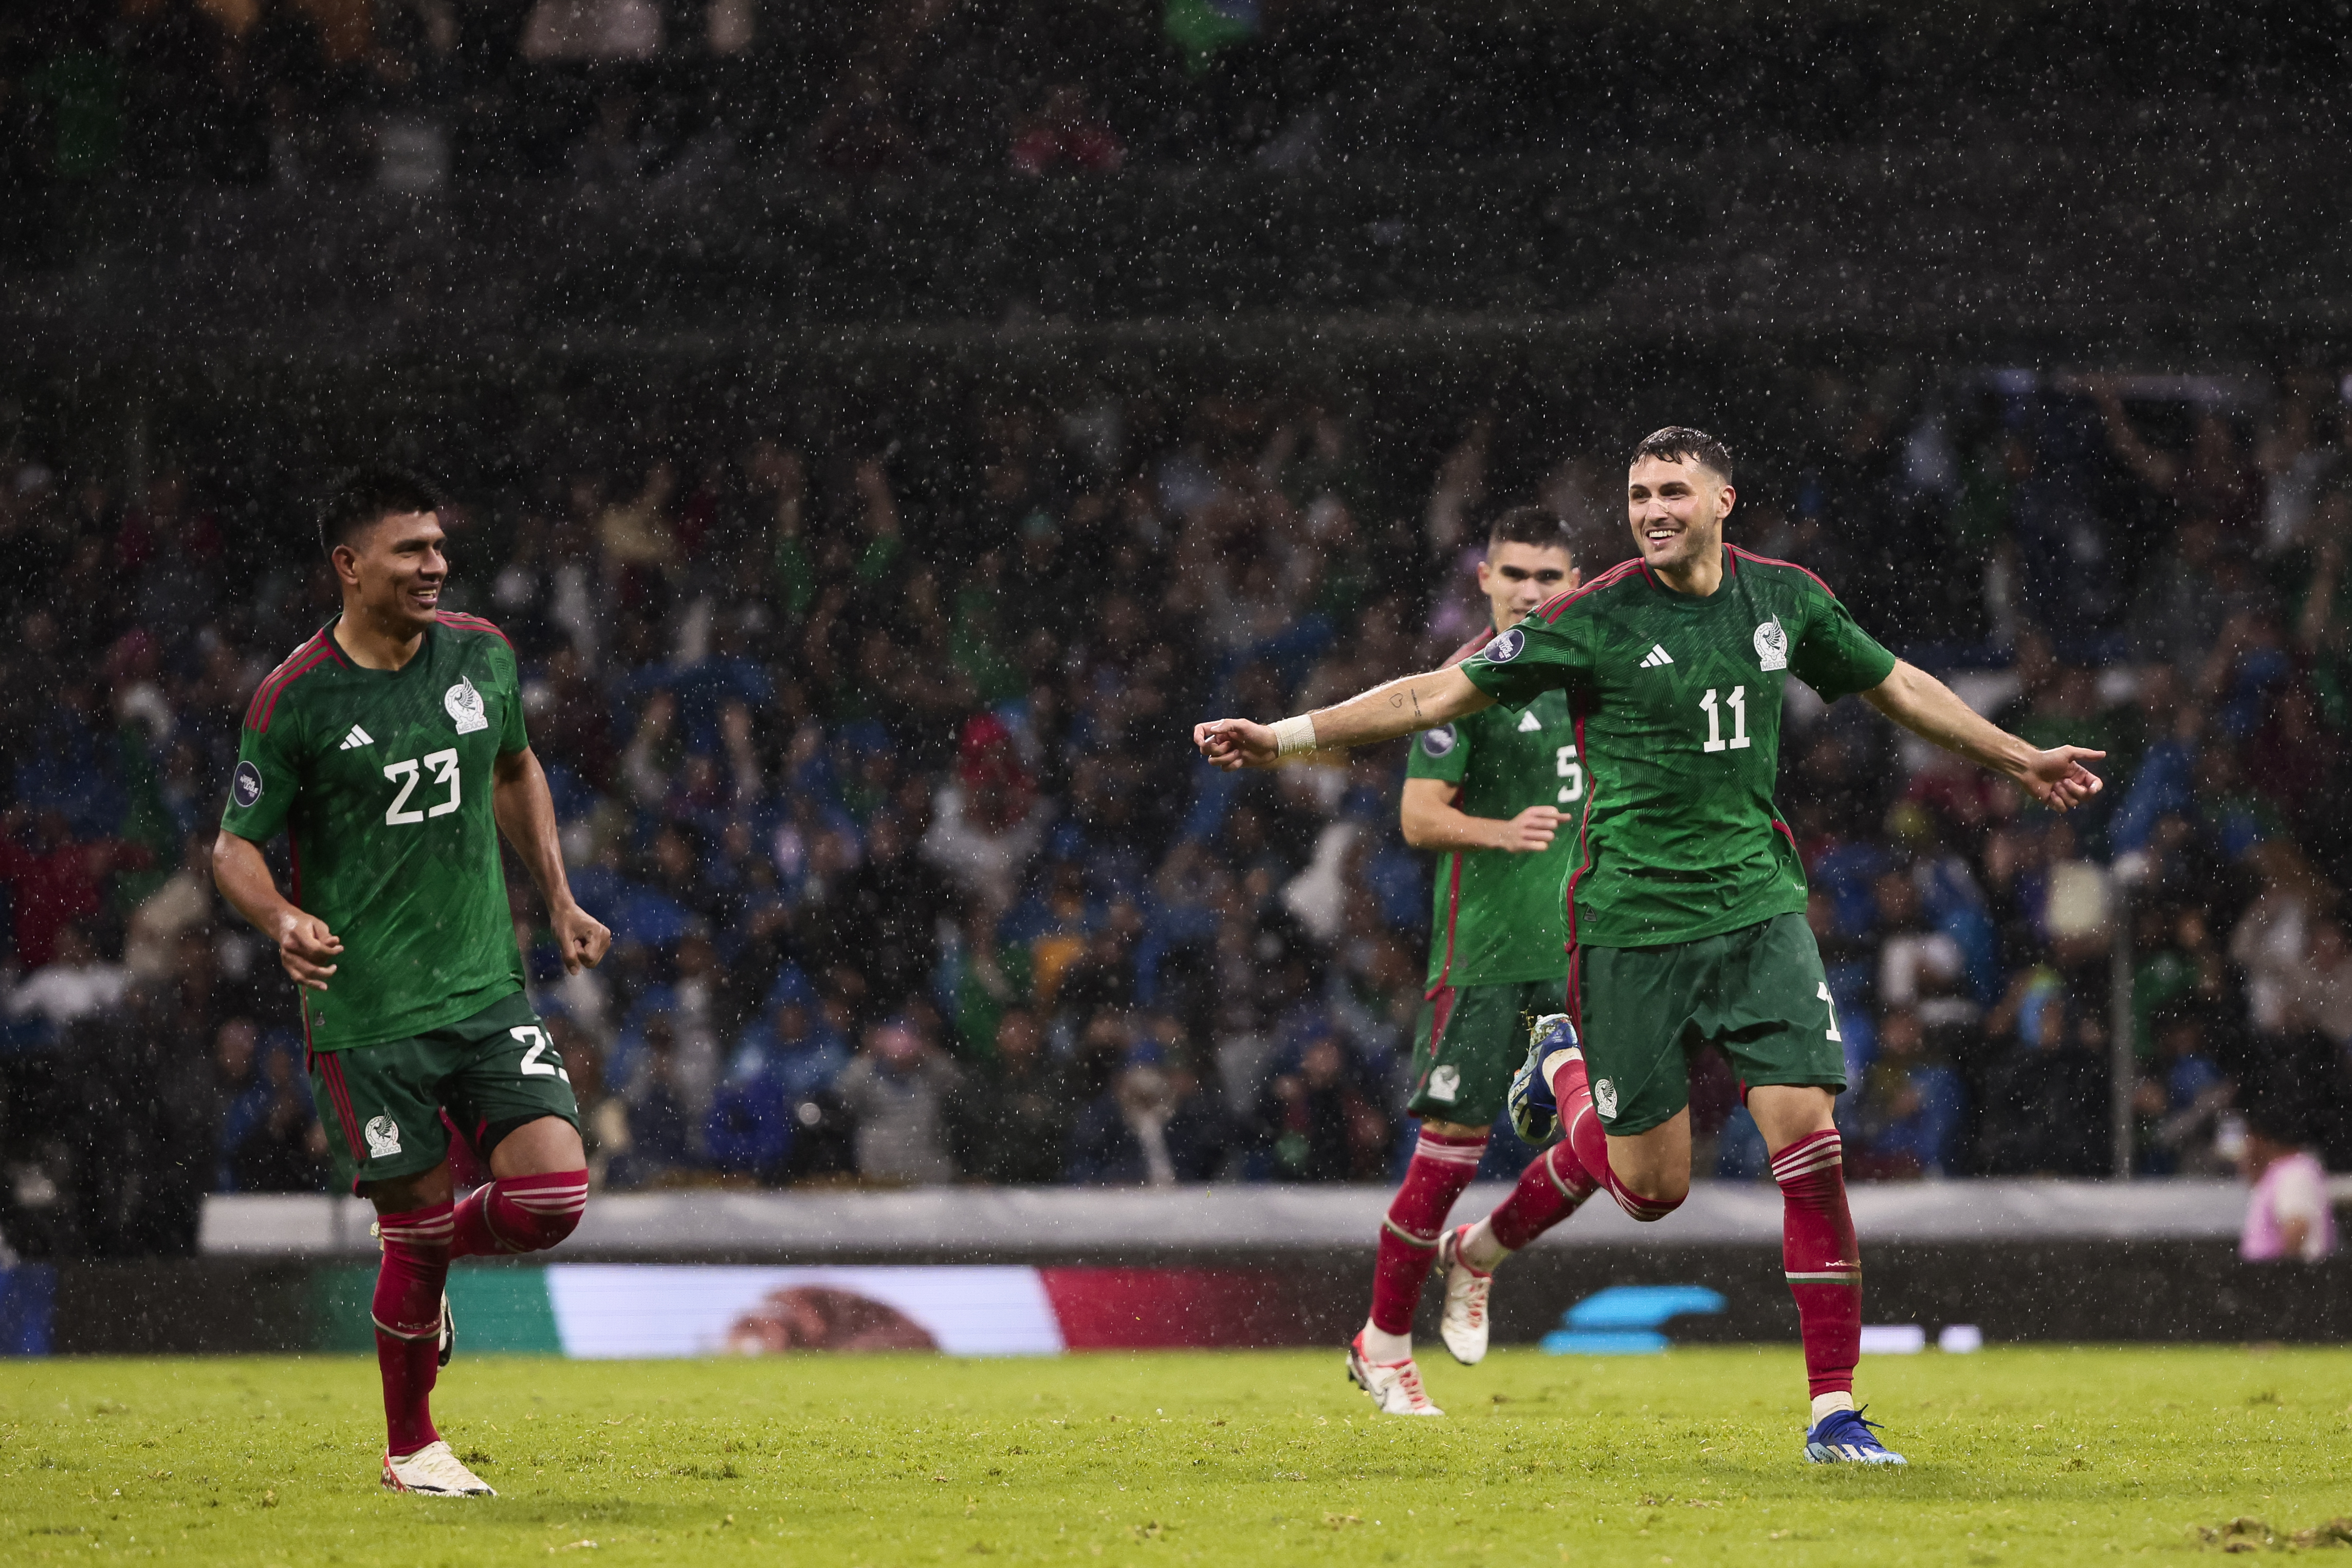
1435, 1224, 1494, 1366
1346, 1331, 1444, 1417
381, 1440, 495, 1496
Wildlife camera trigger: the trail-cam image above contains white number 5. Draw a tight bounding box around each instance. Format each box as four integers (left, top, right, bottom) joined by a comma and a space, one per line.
512, 1025, 570, 1081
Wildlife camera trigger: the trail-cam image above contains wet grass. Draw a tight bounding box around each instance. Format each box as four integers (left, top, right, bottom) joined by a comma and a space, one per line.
2, 1345, 2348, 1564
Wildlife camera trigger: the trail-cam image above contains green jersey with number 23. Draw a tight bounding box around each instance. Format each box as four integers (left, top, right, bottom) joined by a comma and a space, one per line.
220, 613, 530, 1050
1459, 547, 1898, 950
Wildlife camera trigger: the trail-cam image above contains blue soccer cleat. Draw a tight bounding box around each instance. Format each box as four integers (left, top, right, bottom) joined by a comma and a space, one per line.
1804, 1407, 1906, 1465
1508, 1013, 1579, 1147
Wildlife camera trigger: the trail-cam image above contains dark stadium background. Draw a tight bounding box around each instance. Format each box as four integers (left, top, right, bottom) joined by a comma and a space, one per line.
3, 0, 2350, 1269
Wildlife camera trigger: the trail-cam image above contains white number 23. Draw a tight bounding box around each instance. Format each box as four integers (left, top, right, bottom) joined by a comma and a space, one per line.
511, 1025, 570, 1081
383, 749, 461, 825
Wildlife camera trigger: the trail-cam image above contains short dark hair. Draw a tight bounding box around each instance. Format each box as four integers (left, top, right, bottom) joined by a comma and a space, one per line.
1486, 504, 1574, 557
318, 467, 444, 557
1631, 426, 1735, 484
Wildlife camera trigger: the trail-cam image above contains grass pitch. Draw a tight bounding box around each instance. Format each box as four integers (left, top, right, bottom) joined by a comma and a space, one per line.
3, 1346, 2347, 1565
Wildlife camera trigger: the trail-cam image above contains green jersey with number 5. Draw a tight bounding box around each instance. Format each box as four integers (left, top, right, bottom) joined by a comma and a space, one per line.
220, 613, 529, 1050
1459, 547, 1898, 950
1406, 631, 1581, 988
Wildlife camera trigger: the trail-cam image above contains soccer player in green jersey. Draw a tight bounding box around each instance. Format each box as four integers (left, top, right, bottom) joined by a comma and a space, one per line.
1198, 428, 2105, 1464
212, 469, 612, 1496
1350, 506, 1579, 1416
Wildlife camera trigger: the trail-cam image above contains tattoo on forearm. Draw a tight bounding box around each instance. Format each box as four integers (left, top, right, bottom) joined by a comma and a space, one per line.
1388, 692, 1407, 709
1411, 688, 1423, 718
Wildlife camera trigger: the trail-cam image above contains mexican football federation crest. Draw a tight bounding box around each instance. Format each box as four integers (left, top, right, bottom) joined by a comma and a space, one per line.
364, 1116, 403, 1158
1427, 1064, 1461, 1102
1753, 618, 1790, 672
1592, 1078, 1620, 1121
444, 676, 490, 734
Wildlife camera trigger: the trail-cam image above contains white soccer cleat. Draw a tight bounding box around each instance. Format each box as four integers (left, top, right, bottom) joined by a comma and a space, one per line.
1435, 1224, 1494, 1366
381, 1440, 496, 1496
1347, 1332, 1444, 1416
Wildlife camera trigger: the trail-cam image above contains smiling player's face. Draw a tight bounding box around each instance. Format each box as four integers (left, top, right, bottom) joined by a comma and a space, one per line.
1626, 455, 1733, 577
338, 510, 448, 635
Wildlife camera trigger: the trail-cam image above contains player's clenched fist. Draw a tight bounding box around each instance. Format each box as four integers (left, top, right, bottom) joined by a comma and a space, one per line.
553, 901, 612, 975
1194, 718, 1278, 770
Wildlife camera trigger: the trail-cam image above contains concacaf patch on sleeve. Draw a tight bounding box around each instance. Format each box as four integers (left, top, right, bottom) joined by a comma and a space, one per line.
1420, 725, 1457, 758
1482, 628, 1526, 663
231, 760, 264, 808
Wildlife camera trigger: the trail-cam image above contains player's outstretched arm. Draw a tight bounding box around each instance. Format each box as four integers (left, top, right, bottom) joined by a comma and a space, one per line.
1862, 659, 2106, 810
211, 829, 342, 991
1195, 665, 1494, 771
491, 746, 612, 974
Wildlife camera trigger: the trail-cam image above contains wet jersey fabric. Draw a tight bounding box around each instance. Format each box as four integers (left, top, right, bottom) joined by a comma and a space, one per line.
1407, 633, 1581, 988
220, 614, 530, 1050
1459, 548, 1897, 949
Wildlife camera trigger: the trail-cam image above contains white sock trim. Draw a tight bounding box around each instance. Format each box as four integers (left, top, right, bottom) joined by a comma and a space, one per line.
1458, 1217, 1508, 1272
1811, 1391, 1856, 1424
1359, 1320, 1411, 1363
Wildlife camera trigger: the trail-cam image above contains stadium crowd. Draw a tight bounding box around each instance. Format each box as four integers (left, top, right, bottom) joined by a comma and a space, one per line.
3, 0, 2335, 201
2, 367, 2351, 1259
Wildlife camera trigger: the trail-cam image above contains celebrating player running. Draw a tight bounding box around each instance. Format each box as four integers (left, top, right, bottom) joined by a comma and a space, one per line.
213, 469, 611, 1496
1195, 427, 2104, 1464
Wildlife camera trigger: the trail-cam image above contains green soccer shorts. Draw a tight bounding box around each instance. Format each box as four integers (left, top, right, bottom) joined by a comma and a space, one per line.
307, 989, 579, 1192
1574, 911, 1847, 1137
1408, 978, 1565, 1128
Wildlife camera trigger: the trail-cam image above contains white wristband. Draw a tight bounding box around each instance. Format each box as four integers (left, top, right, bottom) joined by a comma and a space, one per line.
1271, 714, 1319, 759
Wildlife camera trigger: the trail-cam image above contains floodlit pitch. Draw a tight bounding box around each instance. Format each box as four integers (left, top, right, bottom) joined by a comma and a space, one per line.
4, 1346, 2347, 1564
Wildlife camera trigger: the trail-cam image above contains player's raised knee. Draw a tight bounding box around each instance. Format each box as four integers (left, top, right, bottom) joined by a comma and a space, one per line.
1611, 1175, 1688, 1222
493, 1169, 589, 1251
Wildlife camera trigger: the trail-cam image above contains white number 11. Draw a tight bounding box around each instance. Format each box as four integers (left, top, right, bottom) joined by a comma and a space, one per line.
1699, 686, 1751, 753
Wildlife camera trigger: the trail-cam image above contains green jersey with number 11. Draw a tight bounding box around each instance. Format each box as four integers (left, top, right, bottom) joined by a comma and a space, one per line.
219, 614, 529, 1050
1406, 631, 1579, 989
1459, 547, 1897, 950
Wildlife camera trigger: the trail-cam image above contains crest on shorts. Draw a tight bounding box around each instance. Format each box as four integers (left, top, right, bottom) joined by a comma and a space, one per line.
1753, 618, 1790, 672
1592, 1078, 1620, 1121
1427, 1064, 1461, 1102
1420, 725, 1456, 758
445, 676, 489, 734
364, 1115, 402, 1158
1482, 627, 1526, 664
232, 760, 264, 808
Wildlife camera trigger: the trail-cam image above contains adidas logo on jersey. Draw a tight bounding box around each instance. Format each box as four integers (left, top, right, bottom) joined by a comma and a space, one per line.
338, 725, 375, 750
1517, 710, 1542, 732
1638, 644, 1675, 668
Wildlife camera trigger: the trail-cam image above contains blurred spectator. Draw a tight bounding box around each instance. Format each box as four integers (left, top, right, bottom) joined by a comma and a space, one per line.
229, 1039, 327, 1193
0, 808, 152, 968
1853, 1008, 1964, 1178
1247, 1024, 1391, 1182
611, 1015, 694, 1188
7, 924, 127, 1030
950, 1009, 1076, 1185
1008, 84, 1125, 177
1977, 973, 2109, 1177
834, 1017, 961, 1185
2236, 1098, 2336, 1262
1065, 1042, 1224, 1186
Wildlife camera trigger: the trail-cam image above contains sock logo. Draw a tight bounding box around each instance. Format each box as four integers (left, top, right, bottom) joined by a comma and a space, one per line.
1592, 1078, 1619, 1120
364, 1116, 403, 1158
1426, 1064, 1461, 1101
